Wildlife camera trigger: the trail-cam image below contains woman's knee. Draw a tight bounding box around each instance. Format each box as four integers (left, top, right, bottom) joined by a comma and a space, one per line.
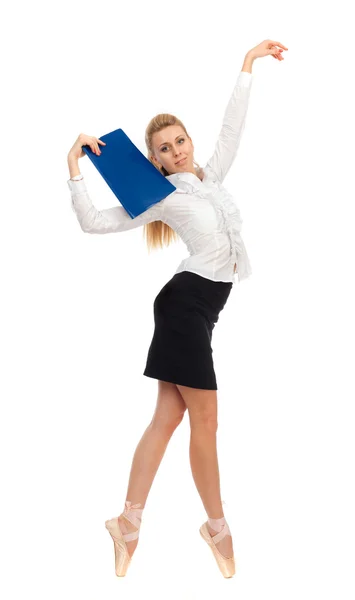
150, 381, 187, 432
191, 415, 218, 434
175, 385, 218, 432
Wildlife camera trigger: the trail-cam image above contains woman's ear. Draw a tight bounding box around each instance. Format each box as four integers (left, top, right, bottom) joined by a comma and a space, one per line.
151, 155, 160, 167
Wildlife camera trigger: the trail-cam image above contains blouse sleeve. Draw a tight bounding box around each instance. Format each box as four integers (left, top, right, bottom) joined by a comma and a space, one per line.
205, 71, 253, 184
68, 177, 164, 234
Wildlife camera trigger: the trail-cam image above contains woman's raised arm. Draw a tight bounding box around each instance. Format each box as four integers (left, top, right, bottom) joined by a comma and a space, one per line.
204, 62, 253, 184
205, 40, 288, 184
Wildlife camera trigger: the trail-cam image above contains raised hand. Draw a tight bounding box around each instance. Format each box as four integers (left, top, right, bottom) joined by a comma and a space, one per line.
248, 39, 288, 61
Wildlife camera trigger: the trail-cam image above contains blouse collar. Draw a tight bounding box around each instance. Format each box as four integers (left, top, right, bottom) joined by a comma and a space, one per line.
166, 167, 213, 193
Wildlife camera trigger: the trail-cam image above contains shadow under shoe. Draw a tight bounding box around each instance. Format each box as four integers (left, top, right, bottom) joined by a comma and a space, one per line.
105, 501, 143, 577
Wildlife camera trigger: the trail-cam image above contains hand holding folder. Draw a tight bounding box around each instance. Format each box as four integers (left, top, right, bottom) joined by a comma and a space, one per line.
82, 128, 176, 218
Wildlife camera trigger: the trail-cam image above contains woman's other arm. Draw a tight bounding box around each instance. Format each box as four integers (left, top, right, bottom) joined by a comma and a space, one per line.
68, 155, 164, 234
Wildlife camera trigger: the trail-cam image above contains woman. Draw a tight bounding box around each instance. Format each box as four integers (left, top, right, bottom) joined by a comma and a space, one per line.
67, 39, 287, 578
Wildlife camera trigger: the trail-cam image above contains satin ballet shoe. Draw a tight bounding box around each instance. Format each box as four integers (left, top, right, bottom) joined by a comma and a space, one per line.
105, 500, 143, 577
199, 515, 236, 578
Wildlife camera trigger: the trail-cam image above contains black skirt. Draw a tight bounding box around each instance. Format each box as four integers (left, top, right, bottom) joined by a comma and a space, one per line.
143, 271, 233, 390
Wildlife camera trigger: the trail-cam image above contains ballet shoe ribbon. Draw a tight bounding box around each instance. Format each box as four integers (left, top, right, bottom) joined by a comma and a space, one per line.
124, 501, 142, 515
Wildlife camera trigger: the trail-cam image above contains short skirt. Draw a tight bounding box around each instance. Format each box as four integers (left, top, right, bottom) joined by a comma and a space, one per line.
143, 270, 233, 390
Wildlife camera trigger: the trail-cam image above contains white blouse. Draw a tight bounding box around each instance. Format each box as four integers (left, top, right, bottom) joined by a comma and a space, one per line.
68, 70, 253, 284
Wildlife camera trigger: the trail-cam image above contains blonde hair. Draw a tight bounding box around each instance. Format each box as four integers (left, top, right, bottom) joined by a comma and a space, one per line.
143, 114, 201, 253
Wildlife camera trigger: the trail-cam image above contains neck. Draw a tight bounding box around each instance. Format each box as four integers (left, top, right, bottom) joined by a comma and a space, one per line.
187, 166, 203, 180
168, 166, 204, 181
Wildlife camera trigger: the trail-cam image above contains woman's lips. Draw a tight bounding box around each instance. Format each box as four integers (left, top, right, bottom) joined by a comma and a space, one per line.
176, 157, 187, 165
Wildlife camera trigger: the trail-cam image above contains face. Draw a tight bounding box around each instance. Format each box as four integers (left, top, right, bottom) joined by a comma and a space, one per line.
150, 125, 195, 176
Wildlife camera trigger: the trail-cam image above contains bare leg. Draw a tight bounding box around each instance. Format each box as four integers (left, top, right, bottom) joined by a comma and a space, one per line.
118, 380, 186, 557
176, 384, 234, 559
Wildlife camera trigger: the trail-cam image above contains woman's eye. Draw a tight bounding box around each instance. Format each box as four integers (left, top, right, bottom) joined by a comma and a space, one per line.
161, 138, 184, 152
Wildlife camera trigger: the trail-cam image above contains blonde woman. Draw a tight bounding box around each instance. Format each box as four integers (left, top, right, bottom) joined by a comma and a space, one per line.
67, 39, 287, 578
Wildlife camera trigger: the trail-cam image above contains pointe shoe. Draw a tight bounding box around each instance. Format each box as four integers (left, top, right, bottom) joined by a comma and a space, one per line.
105, 501, 143, 577
199, 516, 236, 578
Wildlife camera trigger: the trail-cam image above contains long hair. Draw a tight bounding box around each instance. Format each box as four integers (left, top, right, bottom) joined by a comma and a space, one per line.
143, 114, 201, 254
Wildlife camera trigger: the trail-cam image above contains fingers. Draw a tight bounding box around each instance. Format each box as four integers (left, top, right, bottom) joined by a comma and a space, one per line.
272, 50, 284, 61
271, 45, 285, 60
93, 137, 106, 155
270, 40, 288, 50
95, 137, 106, 154
78, 133, 106, 156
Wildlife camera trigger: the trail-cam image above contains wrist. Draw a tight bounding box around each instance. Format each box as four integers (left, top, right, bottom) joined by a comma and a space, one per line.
68, 155, 81, 179
67, 153, 78, 164
241, 52, 255, 74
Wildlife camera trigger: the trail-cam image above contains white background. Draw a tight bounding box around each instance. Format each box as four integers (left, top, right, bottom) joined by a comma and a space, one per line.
1, 0, 355, 598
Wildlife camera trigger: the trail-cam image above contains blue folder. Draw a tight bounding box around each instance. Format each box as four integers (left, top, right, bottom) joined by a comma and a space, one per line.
82, 128, 176, 218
